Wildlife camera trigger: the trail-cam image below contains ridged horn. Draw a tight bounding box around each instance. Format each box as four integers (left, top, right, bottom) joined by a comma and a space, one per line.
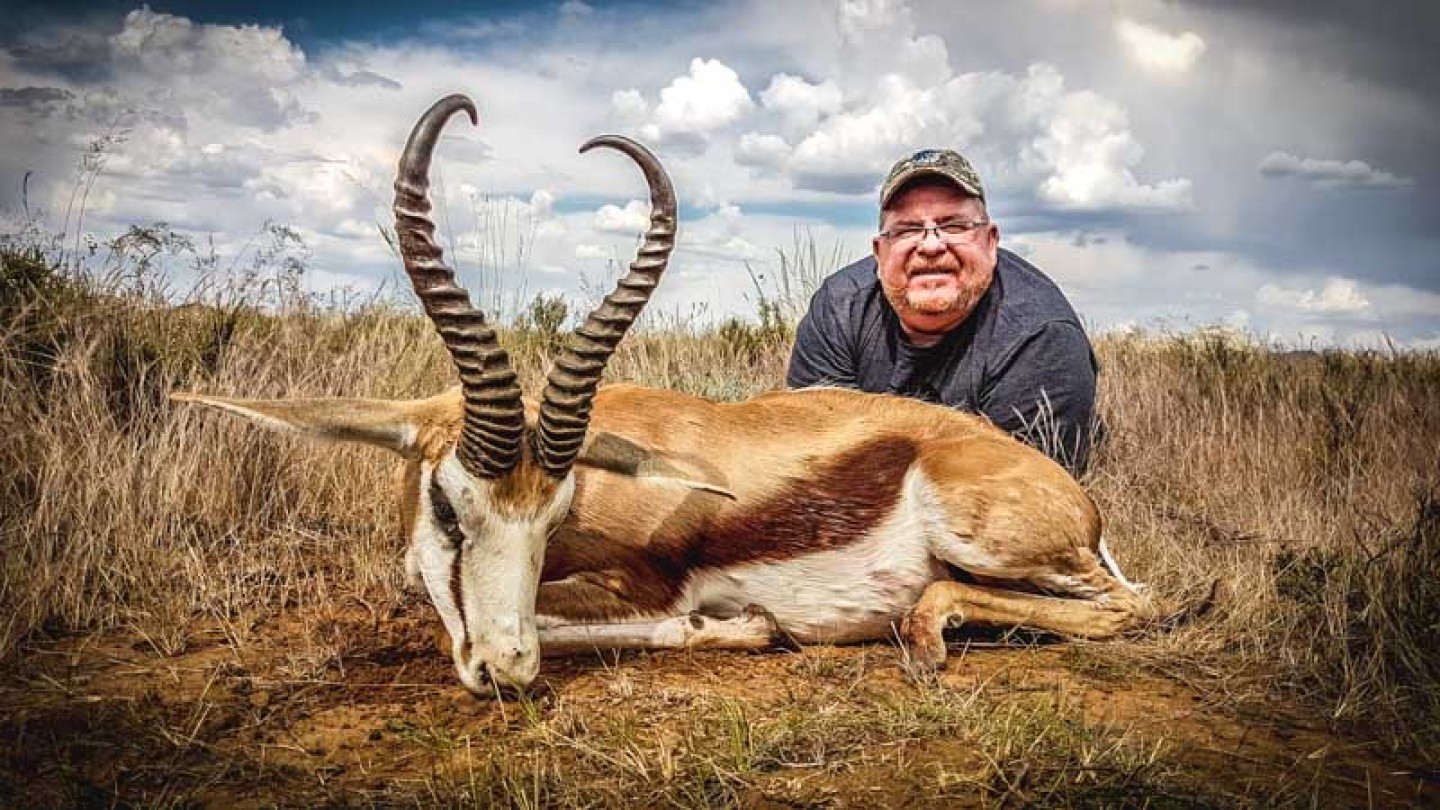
394, 94, 524, 479
533, 136, 677, 478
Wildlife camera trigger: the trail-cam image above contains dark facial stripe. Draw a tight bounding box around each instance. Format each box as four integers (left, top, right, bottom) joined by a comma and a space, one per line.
450, 550, 467, 657
428, 475, 469, 646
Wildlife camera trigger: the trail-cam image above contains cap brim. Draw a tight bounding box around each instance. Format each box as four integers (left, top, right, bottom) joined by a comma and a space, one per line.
880, 167, 984, 207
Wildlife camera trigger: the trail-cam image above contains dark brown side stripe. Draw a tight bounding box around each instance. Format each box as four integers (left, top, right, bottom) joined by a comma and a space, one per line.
693, 436, 920, 567
540, 436, 921, 618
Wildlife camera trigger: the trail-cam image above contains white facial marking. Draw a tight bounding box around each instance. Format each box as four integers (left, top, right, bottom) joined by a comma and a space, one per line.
412, 467, 467, 670
403, 541, 426, 592
419, 454, 576, 691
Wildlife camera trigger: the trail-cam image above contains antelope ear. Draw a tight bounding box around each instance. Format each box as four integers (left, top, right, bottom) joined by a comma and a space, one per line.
577, 431, 735, 499
170, 391, 453, 459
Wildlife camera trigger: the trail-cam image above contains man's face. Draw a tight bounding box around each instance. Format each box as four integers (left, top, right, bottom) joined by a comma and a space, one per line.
872, 180, 999, 345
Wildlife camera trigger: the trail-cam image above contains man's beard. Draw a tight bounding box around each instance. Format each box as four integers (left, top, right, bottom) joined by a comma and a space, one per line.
880, 269, 983, 317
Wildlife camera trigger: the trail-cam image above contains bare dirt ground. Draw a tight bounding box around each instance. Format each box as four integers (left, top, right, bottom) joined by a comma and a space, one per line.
2, 600, 1435, 809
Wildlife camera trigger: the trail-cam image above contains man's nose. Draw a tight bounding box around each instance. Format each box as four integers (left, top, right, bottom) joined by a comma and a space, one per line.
915, 227, 947, 253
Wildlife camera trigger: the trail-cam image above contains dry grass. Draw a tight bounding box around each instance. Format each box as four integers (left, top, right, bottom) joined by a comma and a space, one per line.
405, 658, 1206, 808
2, 229, 1438, 805
1090, 331, 1440, 755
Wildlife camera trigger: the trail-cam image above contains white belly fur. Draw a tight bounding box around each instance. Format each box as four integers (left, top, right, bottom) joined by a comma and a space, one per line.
676, 466, 950, 643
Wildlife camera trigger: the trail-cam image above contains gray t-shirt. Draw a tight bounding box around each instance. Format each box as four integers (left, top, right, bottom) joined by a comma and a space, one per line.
786, 248, 1098, 473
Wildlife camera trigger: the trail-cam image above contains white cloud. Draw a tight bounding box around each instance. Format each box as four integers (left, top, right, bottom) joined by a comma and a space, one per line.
637, 58, 754, 148
319, 64, 402, 90
305, 266, 382, 295
1115, 19, 1207, 75
1001, 229, 1440, 350
529, 189, 556, 220
779, 63, 1192, 211
835, 0, 951, 85
574, 243, 612, 260
593, 199, 650, 234
680, 203, 763, 261
243, 159, 370, 232
1026, 82, 1194, 211
1366, 284, 1440, 321
785, 74, 954, 193
735, 132, 792, 168
1257, 278, 1372, 314
108, 7, 311, 130
610, 88, 648, 125
1257, 151, 1415, 190
760, 73, 842, 134
530, 189, 565, 238
836, 0, 894, 39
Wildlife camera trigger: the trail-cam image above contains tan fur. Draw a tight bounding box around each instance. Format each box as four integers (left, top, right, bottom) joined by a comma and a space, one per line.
445, 384, 1147, 651
410, 388, 465, 462
396, 460, 422, 543
177, 382, 1155, 675
564, 385, 1027, 533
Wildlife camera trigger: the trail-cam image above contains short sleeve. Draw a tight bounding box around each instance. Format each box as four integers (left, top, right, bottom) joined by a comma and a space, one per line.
981, 321, 1098, 474
786, 286, 859, 388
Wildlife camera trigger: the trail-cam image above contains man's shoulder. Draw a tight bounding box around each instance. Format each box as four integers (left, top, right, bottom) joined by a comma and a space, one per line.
816, 255, 879, 300
991, 248, 1083, 330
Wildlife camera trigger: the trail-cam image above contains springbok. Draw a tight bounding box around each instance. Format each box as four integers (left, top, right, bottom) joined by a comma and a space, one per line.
173, 94, 1160, 693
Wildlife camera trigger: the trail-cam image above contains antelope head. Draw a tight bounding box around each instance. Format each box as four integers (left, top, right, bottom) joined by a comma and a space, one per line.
173, 95, 676, 692
392, 95, 676, 691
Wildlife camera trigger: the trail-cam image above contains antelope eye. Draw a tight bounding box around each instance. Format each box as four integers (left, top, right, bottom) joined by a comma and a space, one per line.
432, 496, 456, 525
428, 480, 464, 545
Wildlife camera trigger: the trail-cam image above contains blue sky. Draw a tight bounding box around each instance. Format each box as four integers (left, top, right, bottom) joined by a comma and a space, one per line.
3, 0, 1438, 347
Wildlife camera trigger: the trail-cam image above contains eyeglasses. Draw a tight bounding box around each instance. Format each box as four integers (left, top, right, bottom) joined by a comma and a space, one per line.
877, 218, 991, 246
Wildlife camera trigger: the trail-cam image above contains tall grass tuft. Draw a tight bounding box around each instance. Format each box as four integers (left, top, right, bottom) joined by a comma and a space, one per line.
1090, 330, 1440, 757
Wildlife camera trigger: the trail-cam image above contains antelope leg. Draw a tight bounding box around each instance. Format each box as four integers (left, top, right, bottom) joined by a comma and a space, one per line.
538, 605, 782, 656
901, 580, 1153, 672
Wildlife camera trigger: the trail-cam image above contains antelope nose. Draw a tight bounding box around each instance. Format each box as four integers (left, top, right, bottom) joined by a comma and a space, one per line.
456, 657, 493, 695
490, 646, 540, 690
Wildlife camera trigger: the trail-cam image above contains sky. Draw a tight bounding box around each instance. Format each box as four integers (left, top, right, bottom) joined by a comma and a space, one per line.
2, 0, 1438, 347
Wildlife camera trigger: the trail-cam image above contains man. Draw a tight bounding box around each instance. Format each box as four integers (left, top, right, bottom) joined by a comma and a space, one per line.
787, 149, 1099, 474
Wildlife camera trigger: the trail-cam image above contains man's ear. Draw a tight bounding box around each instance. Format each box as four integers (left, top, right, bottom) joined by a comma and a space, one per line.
578, 431, 735, 499
170, 391, 453, 459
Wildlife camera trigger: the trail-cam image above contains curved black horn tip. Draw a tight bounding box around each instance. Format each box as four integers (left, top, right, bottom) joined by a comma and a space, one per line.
579, 134, 640, 155
434, 93, 479, 128
577, 134, 675, 207
579, 134, 669, 168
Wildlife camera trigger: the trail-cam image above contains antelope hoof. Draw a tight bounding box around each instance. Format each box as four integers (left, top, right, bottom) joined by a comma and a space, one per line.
739, 603, 778, 631
679, 606, 786, 651
900, 608, 950, 675
740, 603, 798, 650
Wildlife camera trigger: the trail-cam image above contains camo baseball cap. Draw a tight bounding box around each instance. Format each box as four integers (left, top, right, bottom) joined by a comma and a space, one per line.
879, 148, 985, 207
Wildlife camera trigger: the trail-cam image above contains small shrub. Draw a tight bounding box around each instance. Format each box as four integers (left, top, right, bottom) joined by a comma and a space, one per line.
514, 292, 570, 352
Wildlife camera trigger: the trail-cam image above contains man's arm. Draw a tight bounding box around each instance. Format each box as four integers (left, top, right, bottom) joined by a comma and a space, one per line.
786, 287, 859, 388
981, 321, 1098, 475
